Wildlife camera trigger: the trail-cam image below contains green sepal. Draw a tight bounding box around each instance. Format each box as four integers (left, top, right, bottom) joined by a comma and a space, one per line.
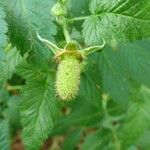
36, 31, 62, 55
80, 36, 105, 57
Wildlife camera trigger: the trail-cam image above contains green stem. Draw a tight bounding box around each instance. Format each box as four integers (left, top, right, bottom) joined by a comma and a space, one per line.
67, 16, 90, 22
102, 99, 121, 150
67, 14, 102, 23
6, 85, 23, 91
62, 21, 71, 43
111, 127, 121, 150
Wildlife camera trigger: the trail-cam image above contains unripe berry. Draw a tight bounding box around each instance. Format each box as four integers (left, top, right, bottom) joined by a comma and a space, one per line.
55, 55, 81, 100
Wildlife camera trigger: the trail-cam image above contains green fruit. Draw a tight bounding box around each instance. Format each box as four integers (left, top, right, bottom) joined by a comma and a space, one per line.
55, 55, 81, 100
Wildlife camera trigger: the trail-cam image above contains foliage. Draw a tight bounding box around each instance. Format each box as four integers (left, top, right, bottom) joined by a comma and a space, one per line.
0, 0, 150, 150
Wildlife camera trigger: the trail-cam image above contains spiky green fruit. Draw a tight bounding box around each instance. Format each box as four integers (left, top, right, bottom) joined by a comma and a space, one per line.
55, 55, 81, 100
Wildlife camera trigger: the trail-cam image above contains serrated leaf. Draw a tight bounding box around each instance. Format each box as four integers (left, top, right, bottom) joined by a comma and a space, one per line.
91, 39, 150, 105
5, 96, 21, 133
2, 0, 57, 67
81, 129, 113, 150
0, 6, 7, 64
0, 88, 9, 104
96, 46, 131, 105
0, 47, 22, 85
138, 131, 150, 150
21, 70, 57, 150
53, 101, 101, 136
81, 130, 102, 150
119, 39, 150, 87
83, 0, 150, 43
0, 120, 10, 150
82, 17, 104, 46
120, 86, 150, 149
69, 0, 90, 16
16, 60, 46, 80
62, 128, 83, 150
80, 73, 102, 108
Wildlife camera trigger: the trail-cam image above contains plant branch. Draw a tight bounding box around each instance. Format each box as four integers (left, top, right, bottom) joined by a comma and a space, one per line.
66, 14, 102, 23
102, 98, 121, 150
62, 21, 71, 43
6, 85, 23, 91
111, 126, 121, 150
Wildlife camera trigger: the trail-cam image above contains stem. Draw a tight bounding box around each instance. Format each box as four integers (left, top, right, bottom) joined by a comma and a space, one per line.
66, 14, 102, 23
102, 99, 121, 150
112, 127, 121, 150
62, 21, 71, 43
6, 85, 23, 91
52, 1, 71, 43
67, 16, 90, 22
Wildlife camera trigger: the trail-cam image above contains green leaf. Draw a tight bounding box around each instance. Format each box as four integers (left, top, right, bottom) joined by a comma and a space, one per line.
89, 39, 150, 105
81, 130, 102, 150
5, 96, 21, 133
80, 73, 102, 108
53, 101, 101, 135
62, 128, 83, 150
0, 6, 7, 63
0, 7, 21, 86
0, 88, 9, 105
0, 47, 22, 85
81, 129, 113, 150
82, 17, 104, 45
16, 60, 45, 80
120, 86, 150, 149
119, 39, 150, 87
2, 0, 57, 66
21, 69, 58, 150
0, 120, 10, 150
96, 46, 131, 105
69, 0, 90, 17
83, 0, 150, 43
138, 131, 150, 150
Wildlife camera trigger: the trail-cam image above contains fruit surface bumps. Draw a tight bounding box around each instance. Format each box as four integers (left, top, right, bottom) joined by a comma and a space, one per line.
55, 55, 81, 100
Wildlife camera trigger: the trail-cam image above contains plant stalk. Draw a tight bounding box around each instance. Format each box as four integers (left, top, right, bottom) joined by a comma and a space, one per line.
62, 20, 71, 43
102, 98, 121, 150
6, 85, 23, 91
66, 14, 102, 23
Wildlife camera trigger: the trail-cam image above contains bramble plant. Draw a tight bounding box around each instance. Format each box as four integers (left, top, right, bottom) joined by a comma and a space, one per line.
0, 0, 150, 150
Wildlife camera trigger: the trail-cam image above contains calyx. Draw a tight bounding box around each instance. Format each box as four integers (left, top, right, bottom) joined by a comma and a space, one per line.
37, 31, 105, 61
